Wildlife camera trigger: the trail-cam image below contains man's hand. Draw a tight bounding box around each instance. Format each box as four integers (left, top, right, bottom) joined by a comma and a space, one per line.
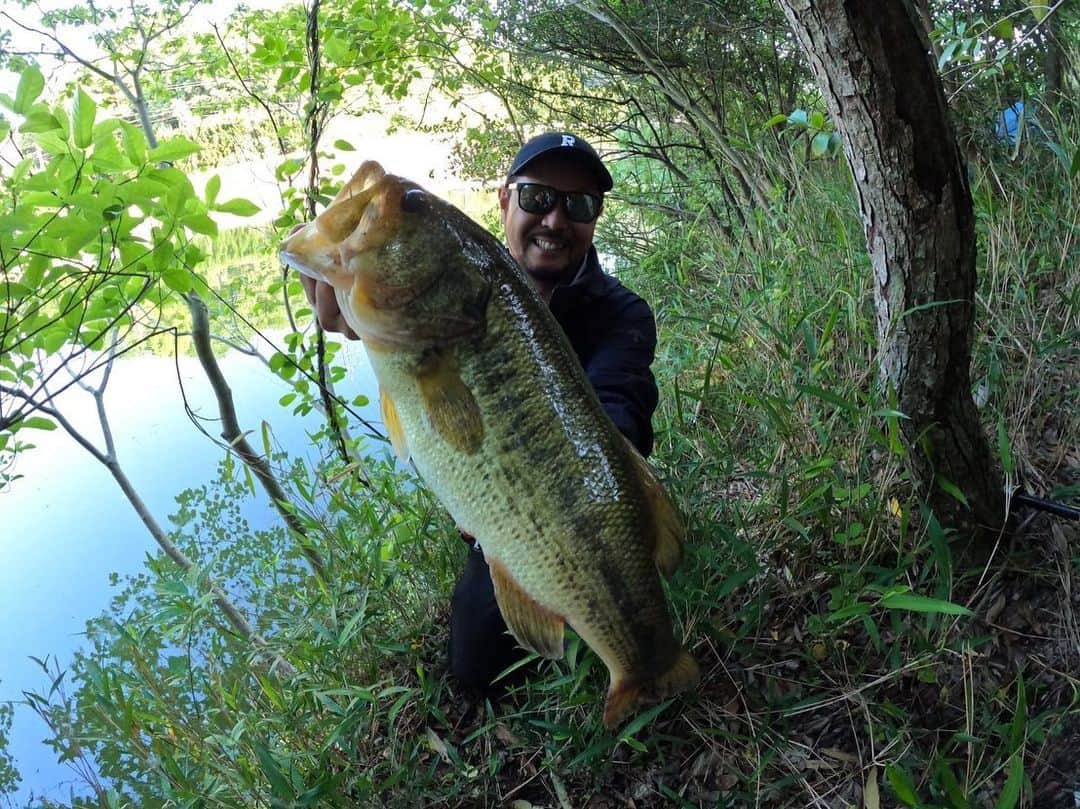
300, 274, 359, 340
288, 221, 359, 340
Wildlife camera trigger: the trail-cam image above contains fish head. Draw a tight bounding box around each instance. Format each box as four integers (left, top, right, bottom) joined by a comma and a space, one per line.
280, 161, 494, 349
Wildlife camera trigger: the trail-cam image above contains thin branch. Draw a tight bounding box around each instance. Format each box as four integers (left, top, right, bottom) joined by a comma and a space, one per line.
186, 292, 327, 581
211, 22, 288, 155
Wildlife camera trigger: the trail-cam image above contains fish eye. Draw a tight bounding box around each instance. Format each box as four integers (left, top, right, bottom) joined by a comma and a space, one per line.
401, 188, 427, 213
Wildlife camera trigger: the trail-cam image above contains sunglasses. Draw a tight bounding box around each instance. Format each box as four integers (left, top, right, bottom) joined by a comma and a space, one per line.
507, 182, 603, 224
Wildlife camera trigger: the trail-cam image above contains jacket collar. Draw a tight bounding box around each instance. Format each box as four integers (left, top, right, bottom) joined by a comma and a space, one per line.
549, 247, 613, 309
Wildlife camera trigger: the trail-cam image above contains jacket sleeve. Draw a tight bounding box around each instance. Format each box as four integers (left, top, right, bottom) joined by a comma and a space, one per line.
582, 298, 659, 457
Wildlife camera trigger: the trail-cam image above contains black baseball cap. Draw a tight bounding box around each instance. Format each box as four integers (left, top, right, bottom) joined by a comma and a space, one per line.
507, 132, 613, 192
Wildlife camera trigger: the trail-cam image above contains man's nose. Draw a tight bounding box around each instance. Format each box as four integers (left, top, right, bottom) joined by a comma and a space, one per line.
540, 202, 570, 229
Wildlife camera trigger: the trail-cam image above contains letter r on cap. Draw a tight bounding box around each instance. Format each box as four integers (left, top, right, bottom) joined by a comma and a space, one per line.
561, 135, 576, 147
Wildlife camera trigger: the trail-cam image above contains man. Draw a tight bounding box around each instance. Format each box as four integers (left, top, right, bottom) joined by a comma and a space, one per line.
300, 132, 659, 695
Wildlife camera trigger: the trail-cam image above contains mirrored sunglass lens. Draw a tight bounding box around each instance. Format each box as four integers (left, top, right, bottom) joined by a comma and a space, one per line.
565, 194, 599, 222
519, 184, 556, 214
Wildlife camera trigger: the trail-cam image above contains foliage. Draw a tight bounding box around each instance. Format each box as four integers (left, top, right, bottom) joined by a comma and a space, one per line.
1, 0, 1077, 806
0, 689, 20, 799
0, 67, 251, 467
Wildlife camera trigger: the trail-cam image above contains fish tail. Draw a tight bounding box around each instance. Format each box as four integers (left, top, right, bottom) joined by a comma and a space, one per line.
602, 648, 700, 730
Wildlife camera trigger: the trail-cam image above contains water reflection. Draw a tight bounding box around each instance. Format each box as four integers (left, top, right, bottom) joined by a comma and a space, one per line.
0, 332, 379, 804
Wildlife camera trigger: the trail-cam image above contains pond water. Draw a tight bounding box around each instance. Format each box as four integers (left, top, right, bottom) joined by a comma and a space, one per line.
0, 333, 380, 805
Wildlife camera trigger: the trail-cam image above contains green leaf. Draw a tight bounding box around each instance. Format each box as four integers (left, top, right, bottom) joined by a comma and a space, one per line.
939, 39, 960, 69
333, 138, 355, 151
811, 131, 831, 158
933, 757, 970, 809
162, 267, 193, 293
180, 213, 218, 236
1031, 0, 1048, 22
935, 474, 970, 506
121, 123, 148, 165
72, 88, 96, 148
19, 109, 62, 134
995, 753, 1023, 809
16, 416, 57, 431
252, 741, 294, 799
14, 66, 45, 114
215, 197, 260, 217
786, 109, 809, 128
885, 764, 921, 807
763, 113, 789, 129
880, 591, 972, 616
1070, 144, 1080, 179
990, 18, 1014, 39
797, 383, 859, 413
205, 174, 221, 207
149, 136, 201, 164
618, 699, 673, 741
90, 136, 128, 172
275, 157, 305, 180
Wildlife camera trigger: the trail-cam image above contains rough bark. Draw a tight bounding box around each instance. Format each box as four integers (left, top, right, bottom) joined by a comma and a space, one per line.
777, 0, 1006, 537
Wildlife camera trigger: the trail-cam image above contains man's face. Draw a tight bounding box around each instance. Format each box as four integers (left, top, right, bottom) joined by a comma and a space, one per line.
498, 154, 602, 286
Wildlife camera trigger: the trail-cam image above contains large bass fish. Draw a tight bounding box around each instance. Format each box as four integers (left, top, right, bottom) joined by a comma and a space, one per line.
280, 162, 698, 728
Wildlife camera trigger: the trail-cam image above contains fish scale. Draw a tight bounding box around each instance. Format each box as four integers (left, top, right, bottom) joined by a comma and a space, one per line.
280, 161, 699, 728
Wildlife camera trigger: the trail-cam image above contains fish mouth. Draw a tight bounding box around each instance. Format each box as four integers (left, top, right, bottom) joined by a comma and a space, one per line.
278, 160, 390, 290
278, 162, 439, 311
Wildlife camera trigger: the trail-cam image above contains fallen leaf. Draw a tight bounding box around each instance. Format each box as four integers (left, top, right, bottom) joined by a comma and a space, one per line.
864, 765, 880, 809
495, 723, 522, 746
424, 727, 452, 764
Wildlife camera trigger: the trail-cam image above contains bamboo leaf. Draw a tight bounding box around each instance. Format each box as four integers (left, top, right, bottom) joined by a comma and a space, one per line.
995, 753, 1023, 809
880, 591, 972, 616
936, 474, 970, 506
797, 383, 859, 413
885, 764, 920, 807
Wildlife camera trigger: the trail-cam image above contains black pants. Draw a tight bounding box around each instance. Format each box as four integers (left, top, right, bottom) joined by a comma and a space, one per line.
448, 544, 530, 694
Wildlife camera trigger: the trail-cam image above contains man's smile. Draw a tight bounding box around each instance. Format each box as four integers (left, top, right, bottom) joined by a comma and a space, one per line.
531, 234, 568, 252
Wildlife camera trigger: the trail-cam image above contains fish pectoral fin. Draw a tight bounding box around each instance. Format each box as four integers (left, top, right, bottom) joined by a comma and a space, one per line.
417, 355, 484, 455
487, 557, 565, 660
603, 647, 699, 730
625, 440, 686, 578
380, 387, 409, 462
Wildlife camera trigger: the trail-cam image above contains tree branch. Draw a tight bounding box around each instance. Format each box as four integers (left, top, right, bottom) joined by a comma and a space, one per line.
186, 292, 327, 581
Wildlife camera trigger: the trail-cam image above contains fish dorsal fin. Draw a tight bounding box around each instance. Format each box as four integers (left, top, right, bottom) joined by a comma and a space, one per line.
416, 352, 484, 455
626, 441, 685, 578
380, 386, 409, 462
487, 556, 565, 660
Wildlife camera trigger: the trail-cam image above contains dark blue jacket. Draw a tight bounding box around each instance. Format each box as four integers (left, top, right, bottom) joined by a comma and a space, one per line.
548, 248, 659, 457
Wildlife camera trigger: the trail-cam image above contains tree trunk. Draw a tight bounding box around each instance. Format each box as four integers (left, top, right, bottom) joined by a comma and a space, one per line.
777, 0, 1006, 537
1043, 11, 1065, 106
